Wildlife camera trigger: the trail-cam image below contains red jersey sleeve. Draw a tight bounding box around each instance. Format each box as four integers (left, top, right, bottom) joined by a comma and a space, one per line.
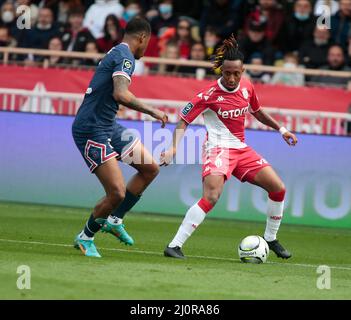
249, 85, 261, 113
179, 94, 207, 124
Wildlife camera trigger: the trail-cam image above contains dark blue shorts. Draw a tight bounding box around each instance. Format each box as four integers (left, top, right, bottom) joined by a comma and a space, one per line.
72, 122, 139, 173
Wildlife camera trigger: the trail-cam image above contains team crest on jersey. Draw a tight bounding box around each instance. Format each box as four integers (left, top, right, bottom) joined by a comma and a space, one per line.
122, 59, 133, 72
242, 88, 249, 100
182, 102, 194, 116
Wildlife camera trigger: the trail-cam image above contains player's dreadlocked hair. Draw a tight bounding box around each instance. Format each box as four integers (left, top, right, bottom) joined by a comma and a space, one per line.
213, 34, 244, 70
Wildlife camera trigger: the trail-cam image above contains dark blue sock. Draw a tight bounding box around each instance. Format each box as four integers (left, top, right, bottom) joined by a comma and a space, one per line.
83, 213, 102, 237
111, 190, 141, 219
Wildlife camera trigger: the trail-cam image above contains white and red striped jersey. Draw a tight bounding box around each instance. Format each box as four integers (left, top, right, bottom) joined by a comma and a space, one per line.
180, 77, 261, 149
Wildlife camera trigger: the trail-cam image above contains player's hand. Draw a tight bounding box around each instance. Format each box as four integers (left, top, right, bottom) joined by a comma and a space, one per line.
160, 149, 175, 166
282, 131, 298, 146
152, 110, 168, 128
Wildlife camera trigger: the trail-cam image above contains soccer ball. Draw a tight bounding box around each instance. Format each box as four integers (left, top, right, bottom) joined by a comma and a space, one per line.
238, 235, 269, 264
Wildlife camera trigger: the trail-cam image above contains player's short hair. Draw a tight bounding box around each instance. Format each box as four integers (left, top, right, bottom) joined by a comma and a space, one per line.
125, 17, 151, 36
213, 34, 244, 70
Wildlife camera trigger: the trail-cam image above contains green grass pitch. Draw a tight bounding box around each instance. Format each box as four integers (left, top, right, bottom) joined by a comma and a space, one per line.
0, 202, 350, 299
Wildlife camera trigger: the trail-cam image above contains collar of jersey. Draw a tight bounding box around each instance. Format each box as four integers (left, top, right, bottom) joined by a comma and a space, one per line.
120, 42, 130, 49
217, 78, 240, 93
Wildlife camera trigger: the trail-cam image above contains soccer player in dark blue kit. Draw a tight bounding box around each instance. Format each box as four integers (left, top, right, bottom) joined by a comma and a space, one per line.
72, 17, 168, 258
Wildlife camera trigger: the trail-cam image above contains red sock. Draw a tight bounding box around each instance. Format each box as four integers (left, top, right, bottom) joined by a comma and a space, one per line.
197, 198, 213, 213
268, 189, 285, 202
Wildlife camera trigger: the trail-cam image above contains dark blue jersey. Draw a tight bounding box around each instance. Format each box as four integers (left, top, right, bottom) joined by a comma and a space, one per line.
73, 42, 135, 134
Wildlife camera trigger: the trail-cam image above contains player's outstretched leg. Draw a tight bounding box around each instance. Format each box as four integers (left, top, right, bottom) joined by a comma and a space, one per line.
75, 158, 126, 257
250, 166, 292, 259
164, 175, 224, 259
101, 141, 159, 246
164, 200, 213, 259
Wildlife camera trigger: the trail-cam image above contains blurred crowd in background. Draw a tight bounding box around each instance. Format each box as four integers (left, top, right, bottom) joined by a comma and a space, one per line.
0, 0, 350, 87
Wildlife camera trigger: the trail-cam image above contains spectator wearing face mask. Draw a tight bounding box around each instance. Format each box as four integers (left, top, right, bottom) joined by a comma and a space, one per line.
282, 0, 316, 52
271, 52, 305, 86
0, 1, 17, 34
310, 45, 351, 87
120, 0, 142, 27
96, 14, 124, 52
83, 0, 124, 39
299, 26, 331, 69
150, 0, 177, 37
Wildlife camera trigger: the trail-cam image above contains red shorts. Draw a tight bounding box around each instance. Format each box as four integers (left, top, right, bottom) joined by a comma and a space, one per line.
202, 146, 270, 183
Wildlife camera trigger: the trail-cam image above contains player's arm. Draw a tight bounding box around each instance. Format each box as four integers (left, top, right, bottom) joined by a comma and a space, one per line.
160, 119, 189, 166
160, 95, 205, 165
113, 75, 168, 127
252, 109, 298, 146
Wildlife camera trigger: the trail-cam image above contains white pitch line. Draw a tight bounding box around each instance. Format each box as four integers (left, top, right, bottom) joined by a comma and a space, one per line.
0, 238, 350, 271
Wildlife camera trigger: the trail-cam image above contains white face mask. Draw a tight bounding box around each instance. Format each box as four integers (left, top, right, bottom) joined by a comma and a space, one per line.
2, 11, 14, 23
159, 4, 172, 16
37, 23, 52, 30
205, 40, 217, 48
283, 62, 297, 69
314, 38, 328, 46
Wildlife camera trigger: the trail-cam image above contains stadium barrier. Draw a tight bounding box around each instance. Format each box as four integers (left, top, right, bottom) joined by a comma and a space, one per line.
1, 87, 350, 135
1, 111, 350, 228
1, 47, 351, 80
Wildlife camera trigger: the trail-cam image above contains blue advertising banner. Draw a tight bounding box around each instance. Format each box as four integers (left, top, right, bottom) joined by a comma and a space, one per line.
0, 111, 350, 228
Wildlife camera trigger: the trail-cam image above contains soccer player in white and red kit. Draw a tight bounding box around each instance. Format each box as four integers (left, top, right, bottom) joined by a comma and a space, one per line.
160, 35, 298, 259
